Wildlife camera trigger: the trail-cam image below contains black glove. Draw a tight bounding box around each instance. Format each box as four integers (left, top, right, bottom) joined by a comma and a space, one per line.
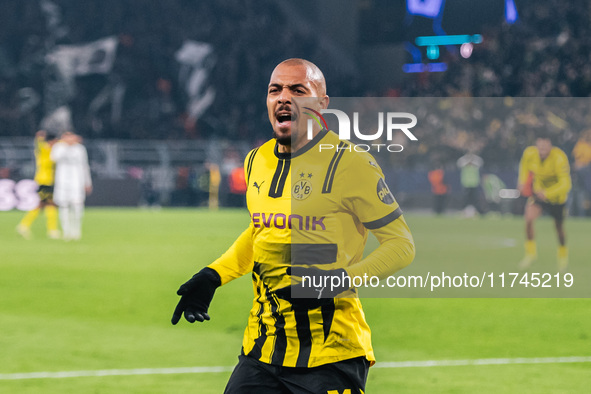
275, 266, 351, 309
171, 267, 221, 325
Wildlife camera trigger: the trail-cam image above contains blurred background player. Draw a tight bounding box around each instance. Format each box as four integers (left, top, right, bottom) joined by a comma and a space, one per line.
571, 129, 591, 216
51, 132, 93, 241
518, 135, 572, 271
428, 163, 449, 215
16, 130, 60, 239
482, 173, 506, 215
457, 150, 484, 217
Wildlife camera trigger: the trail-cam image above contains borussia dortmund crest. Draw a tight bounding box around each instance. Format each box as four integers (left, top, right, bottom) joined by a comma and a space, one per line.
292, 178, 312, 200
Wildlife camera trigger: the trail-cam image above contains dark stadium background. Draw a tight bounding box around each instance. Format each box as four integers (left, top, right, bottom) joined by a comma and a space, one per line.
1, 0, 590, 214
2, 3, 591, 393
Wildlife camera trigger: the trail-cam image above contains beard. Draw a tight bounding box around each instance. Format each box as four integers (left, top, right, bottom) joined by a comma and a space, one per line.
273, 129, 294, 146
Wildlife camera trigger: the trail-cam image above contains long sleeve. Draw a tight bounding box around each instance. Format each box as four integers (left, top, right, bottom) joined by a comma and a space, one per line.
544, 151, 571, 201
208, 223, 255, 285
50, 142, 65, 162
517, 147, 533, 187
81, 146, 92, 188
344, 215, 415, 280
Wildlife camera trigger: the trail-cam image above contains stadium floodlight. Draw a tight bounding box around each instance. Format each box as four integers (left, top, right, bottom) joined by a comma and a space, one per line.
415, 34, 483, 47
402, 62, 448, 73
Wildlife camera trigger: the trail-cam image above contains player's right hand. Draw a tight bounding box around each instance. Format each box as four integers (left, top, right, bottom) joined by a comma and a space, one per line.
275, 266, 350, 310
171, 267, 221, 325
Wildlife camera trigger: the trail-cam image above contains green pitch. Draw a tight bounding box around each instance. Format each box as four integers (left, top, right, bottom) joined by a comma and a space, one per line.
1, 209, 590, 393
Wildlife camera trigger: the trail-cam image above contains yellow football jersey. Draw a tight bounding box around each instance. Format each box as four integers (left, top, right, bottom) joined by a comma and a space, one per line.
34, 137, 55, 186
209, 129, 414, 368
518, 146, 571, 204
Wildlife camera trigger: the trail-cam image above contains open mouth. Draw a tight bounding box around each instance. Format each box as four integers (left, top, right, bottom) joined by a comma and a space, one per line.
276, 113, 291, 122
275, 110, 297, 128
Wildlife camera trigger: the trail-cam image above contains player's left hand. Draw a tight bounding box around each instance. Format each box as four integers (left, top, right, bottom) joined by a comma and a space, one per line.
171, 267, 221, 325
275, 266, 351, 309
535, 190, 547, 201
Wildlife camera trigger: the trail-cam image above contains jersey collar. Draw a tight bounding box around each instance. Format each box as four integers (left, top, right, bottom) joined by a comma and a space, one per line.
274, 128, 329, 160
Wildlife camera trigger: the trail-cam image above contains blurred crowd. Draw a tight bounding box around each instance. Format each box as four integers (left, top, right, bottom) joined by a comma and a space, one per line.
0, 0, 355, 143
400, 0, 591, 98
389, 0, 591, 169
1, 0, 591, 169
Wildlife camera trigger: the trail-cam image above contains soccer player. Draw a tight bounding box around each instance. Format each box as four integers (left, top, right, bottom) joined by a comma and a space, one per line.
428, 163, 449, 215
51, 132, 92, 241
517, 135, 572, 271
457, 151, 484, 217
172, 58, 415, 393
16, 130, 60, 239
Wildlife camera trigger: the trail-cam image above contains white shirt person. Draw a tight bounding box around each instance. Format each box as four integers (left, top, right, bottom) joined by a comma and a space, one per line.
50, 132, 92, 240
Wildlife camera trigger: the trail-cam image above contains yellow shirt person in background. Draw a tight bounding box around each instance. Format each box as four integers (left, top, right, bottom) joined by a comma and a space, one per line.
572, 129, 591, 170
517, 135, 571, 271
571, 129, 591, 216
16, 130, 60, 239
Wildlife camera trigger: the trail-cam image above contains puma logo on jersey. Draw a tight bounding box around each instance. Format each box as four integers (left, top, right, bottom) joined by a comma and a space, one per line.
253, 180, 265, 194
252, 213, 326, 230
315, 286, 325, 299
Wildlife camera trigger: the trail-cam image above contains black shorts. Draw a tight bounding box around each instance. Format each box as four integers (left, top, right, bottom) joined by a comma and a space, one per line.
224, 355, 370, 394
531, 197, 566, 221
37, 185, 54, 203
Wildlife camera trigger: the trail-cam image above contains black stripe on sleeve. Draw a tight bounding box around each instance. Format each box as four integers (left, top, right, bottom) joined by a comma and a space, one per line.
363, 207, 403, 230
322, 141, 348, 194
268, 159, 290, 198
294, 309, 312, 368
322, 146, 341, 193
246, 148, 259, 183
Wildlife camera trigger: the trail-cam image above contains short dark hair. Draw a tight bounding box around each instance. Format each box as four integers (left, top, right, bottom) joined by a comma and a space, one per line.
45, 133, 58, 142
535, 131, 553, 144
